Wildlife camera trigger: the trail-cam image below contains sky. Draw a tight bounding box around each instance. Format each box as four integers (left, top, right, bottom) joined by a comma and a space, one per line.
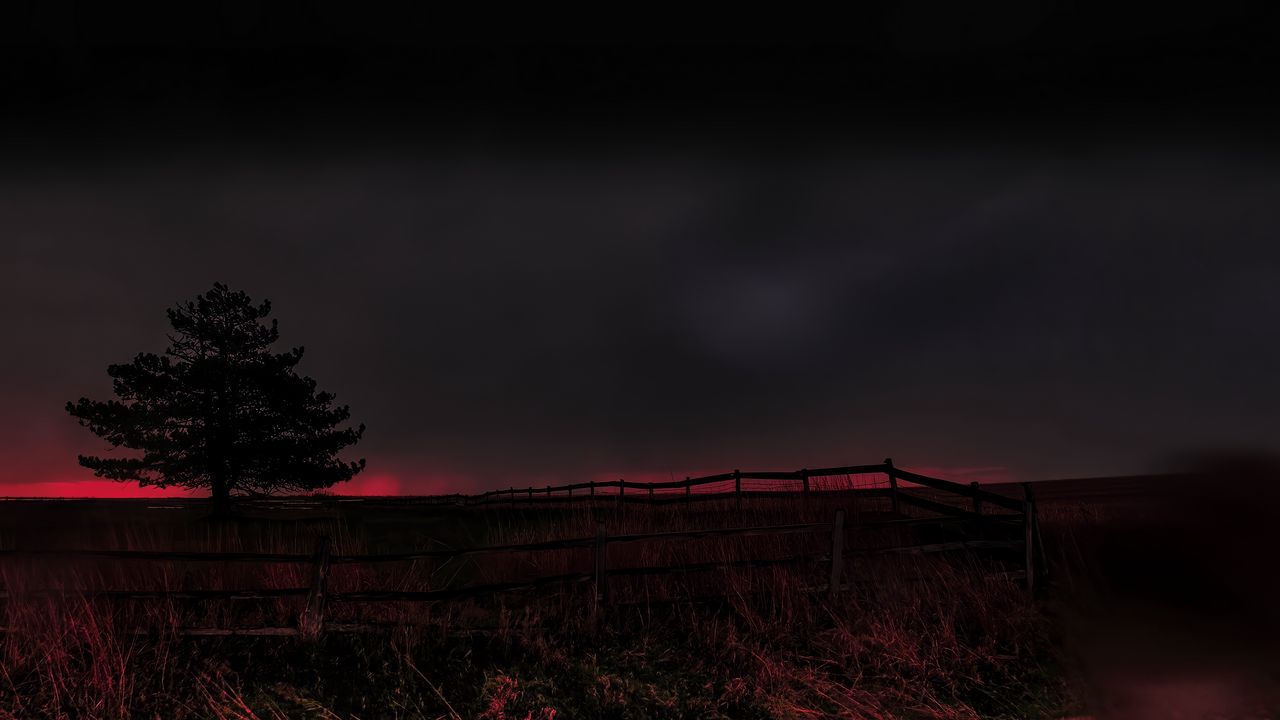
2, 5, 1279, 496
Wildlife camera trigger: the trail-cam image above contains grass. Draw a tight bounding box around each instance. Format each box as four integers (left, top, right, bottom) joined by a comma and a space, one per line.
0, 494, 1082, 719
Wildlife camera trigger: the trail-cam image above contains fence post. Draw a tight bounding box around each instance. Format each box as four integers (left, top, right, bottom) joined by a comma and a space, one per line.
299, 535, 332, 640
801, 468, 809, 496
885, 458, 900, 515
648, 485, 654, 503
1032, 487, 1047, 576
509, 486, 515, 507
1022, 482, 1035, 595
590, 481, 596, 497
734, 469, 742, 512
829, 509, 845, 600
970, 481, 983, 516
546, 485, 551, 499
594, 521, 609, 610
684, 476, 691, 503
527, 487, 533, 501
618, 479, 624, 506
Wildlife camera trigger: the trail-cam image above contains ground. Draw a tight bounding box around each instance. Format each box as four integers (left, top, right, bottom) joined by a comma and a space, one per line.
1, 475, 1276, 718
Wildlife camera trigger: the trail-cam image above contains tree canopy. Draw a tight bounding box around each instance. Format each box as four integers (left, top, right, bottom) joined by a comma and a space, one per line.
67, 283, 365, 513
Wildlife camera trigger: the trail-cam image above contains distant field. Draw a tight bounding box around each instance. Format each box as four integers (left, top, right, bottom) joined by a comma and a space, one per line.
989, 474, 1198, 504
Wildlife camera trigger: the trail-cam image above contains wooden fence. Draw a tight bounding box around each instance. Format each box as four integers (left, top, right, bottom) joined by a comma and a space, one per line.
247, 459, 1032, 515
0, 461, 1044, 638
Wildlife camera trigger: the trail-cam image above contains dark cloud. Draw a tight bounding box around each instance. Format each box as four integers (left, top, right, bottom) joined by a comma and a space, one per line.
2, 11, 1278, 493
3, 128, 1278, 493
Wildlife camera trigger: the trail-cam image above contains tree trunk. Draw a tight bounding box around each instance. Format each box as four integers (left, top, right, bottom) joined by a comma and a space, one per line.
210, 477, 233, 519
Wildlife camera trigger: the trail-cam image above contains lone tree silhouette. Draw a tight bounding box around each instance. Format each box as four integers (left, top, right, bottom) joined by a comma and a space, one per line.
67, 283, 366, 516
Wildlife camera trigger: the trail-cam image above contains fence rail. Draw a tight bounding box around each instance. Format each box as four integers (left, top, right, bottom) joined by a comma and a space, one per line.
0, 461, 1043, 637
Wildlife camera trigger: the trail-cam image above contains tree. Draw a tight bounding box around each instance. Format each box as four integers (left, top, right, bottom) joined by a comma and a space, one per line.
67, 283, 366, 516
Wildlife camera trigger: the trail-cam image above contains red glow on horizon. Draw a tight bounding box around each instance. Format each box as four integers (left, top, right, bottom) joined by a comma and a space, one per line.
0, 465, 1016, 499
328, 473, 403, 496
0, 479, 197, 499
0, 473, 440, 499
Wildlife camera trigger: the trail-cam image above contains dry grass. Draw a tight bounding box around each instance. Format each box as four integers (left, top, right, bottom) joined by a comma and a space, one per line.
0, 496, 1078, 719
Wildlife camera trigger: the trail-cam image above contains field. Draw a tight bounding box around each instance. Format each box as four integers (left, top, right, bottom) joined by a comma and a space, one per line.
1, 470, 1276, 719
